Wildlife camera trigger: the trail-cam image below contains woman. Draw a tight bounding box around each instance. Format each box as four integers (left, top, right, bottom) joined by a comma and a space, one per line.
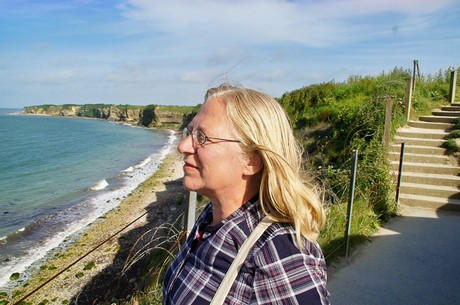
163, 84, 329, 304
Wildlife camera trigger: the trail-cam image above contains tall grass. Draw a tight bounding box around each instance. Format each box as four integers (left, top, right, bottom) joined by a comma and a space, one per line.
119, 218, 185, 305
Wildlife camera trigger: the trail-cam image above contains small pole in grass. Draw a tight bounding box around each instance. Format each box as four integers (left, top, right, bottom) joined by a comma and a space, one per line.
395, 142, 405, 209
345, 149, 358, 257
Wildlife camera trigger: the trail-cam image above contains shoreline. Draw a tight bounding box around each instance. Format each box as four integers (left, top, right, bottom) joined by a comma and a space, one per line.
6, 149, 186, 304
0, 121, 180, 290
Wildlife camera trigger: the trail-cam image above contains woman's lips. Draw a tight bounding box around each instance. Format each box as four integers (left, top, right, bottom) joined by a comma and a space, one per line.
183, 161, 199, 170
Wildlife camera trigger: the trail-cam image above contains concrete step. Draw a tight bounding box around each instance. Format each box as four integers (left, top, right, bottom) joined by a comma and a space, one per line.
391, 171, 460, 188
399, 182, 460, 199
390, 161, 460, 175
441, 106, 460, 112
408, 120, 454, 130
398, 193, 460, 211
396, 127, 449, 140
419, 115, 458, 124
390, 103, 460, 210
388, 152, 450, 164
432, 110, 460, 117
393, 136, 445, 147
389, 144, 447, 156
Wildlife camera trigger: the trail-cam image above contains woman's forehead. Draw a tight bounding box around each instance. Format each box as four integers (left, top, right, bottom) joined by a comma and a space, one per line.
192, 99, 230, 129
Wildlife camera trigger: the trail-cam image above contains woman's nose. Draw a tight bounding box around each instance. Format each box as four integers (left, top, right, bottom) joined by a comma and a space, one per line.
177, 134, 194, 154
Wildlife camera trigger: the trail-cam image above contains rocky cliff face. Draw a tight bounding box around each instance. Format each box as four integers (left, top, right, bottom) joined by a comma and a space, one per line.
23, 104, 196, 128
24, 105, 81, 117
154, 107, 185, 126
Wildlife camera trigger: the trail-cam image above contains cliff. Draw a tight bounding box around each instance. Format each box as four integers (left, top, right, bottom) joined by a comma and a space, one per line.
23, 104, 198, 128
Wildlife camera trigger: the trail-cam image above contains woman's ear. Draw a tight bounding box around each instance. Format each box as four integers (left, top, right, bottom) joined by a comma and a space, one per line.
243, 152, 263, 176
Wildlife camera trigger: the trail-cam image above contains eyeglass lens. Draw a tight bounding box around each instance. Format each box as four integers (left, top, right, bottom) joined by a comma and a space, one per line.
183, 127, 206, 145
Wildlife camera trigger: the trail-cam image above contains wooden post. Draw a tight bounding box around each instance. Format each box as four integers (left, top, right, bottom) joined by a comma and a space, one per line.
184, 191, 197, 237
383, 97, 393, 149
412, 60, 419, 91
404, 77, 413, 122
448, 70, 458, 104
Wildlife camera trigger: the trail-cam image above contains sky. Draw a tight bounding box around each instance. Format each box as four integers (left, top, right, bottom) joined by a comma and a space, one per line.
0, 0, 459, 108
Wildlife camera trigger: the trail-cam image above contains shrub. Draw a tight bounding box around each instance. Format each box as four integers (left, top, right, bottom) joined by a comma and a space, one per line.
83, 262, 96, 271
444, 138, 459, 153
75, 272, 84, 279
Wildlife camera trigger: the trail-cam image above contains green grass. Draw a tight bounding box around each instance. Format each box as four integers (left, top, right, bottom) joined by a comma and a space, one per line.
319, 199, 380, 261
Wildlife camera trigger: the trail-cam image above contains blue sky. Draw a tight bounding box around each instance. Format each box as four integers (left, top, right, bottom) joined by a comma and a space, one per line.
0, 0, 459, 108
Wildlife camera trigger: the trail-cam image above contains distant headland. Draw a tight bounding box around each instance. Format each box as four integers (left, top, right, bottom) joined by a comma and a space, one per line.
23, 104, 198, 128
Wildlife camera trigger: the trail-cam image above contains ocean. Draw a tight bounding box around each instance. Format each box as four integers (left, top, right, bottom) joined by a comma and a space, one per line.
0, 108, 177, 289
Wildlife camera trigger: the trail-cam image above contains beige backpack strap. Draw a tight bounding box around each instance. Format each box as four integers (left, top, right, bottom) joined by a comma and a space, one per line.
210, 216, 273, 305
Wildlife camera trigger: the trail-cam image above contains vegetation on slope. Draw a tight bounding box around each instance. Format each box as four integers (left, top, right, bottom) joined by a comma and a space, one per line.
279, 66, 458, 258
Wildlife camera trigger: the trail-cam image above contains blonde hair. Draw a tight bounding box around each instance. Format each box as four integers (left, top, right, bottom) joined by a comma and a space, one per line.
205, 84, 326, 243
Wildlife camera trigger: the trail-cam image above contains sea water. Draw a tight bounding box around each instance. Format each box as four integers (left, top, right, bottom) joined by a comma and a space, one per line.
0, 108, 177, 289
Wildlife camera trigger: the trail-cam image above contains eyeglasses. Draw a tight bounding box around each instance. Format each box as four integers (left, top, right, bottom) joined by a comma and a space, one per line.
182, 127, 240, 146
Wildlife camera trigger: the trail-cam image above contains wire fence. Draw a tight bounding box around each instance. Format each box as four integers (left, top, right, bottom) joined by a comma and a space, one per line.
12, 193, 180, 305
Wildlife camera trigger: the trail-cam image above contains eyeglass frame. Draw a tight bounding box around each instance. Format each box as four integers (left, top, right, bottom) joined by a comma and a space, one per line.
182, 127, 240, 146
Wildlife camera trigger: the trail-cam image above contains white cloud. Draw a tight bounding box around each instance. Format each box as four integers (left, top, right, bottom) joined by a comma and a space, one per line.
33, 69, 81, 84
180, 70, 217, 83
117, 0, 456, 47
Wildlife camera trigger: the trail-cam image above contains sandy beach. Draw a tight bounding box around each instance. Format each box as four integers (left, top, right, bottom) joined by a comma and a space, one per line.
7, 149, 186, 304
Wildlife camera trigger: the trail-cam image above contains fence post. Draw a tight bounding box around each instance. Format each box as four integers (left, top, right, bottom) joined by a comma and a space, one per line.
383, 97, 393, 149
404, 77, 413, 122
345, 149, 358, 258
448, 70, 458, 104
412, 60, 419, 91
184, 191, 197, 237
395, 142, 405, 209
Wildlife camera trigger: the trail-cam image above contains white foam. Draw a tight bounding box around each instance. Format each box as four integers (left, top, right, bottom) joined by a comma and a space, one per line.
134, 157, 151, 169
121, 166, 134, 173
90, 179, 109, 191
0, 220, 91, 288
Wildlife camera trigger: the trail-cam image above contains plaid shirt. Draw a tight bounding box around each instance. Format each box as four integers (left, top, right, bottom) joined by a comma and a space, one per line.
163, 198, 330, 305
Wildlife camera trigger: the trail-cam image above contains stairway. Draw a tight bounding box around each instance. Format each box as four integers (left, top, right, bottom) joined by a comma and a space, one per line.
389, 103, 460, 210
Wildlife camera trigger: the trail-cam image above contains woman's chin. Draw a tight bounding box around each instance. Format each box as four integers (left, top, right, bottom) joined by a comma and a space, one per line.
182, 179, 201, 193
